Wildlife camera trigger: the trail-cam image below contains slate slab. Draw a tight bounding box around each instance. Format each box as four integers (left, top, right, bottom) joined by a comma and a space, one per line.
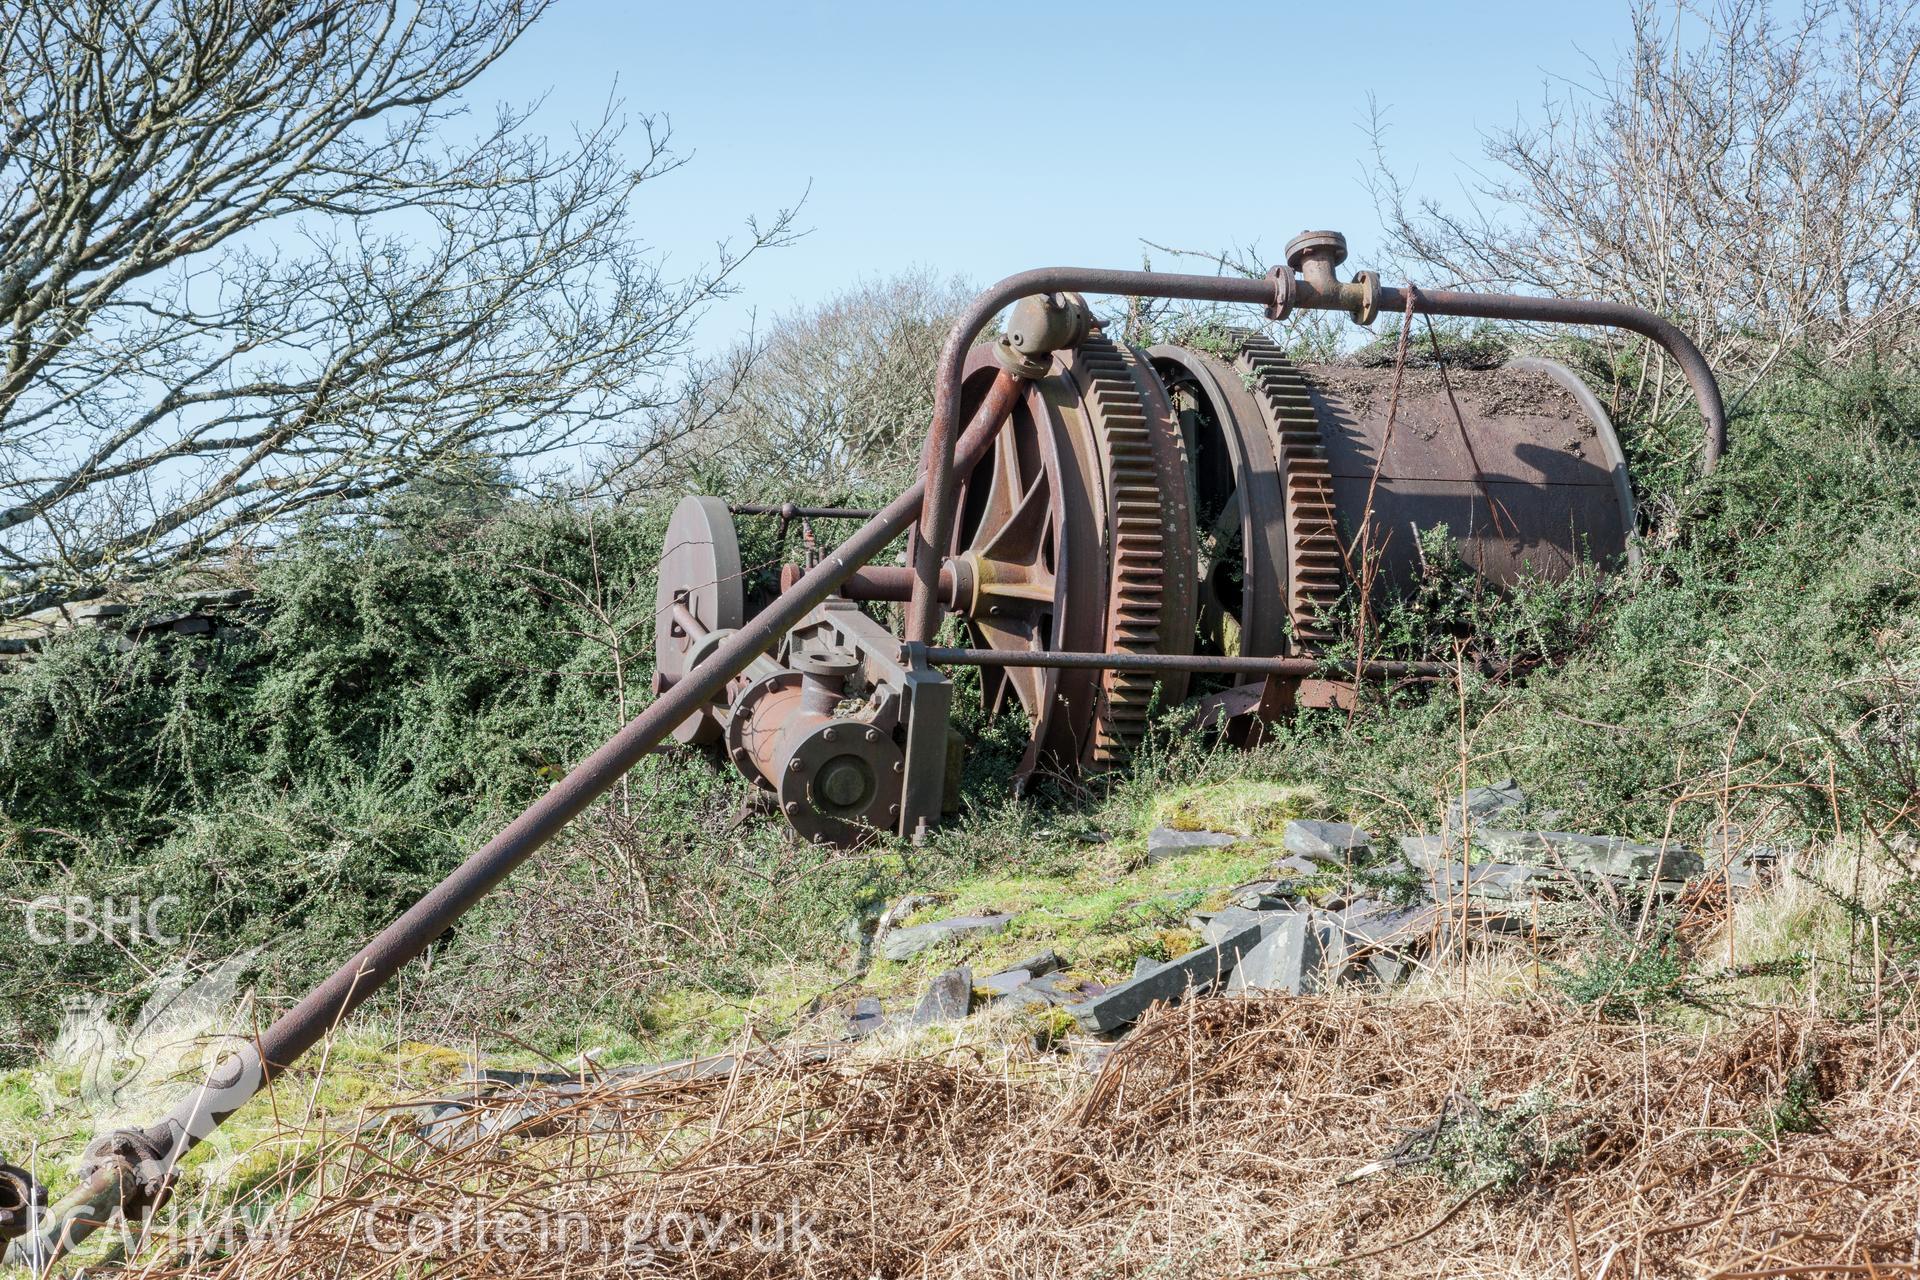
1073, 923, 1264, 1033
882, 912, 1011, 962
1201, 905, 1297, 947
1011, 949, 1065, 978
1397, 834, 1450, 871
911, 965, 973, 1026
1146, 827, 1240, 863
1341, 902, 1437, 946
979, 968, 1031, 997
1225, 912, 1321, 994
1445, 779, 1529, 832
1284, 819, 1372, 863
848, 997, 886, 1038
1226, 878, 1303, 910
1472, 829, 1702, 880
1001, 969, 1102, 1012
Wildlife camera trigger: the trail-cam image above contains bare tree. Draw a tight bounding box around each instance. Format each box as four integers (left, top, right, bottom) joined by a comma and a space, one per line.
599, 270, 975, 505
1370, 0, 1920, 411
0, 0, 797, 615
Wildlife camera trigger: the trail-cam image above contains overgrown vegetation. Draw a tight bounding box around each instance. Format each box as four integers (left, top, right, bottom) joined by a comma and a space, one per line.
5, 353, 1920, 1065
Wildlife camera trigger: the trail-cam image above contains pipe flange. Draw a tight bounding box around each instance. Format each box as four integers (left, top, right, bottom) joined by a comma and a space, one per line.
776, 720, 904, 844
725, 670, 803, 787
1285, 230, 1348, 273
685, 626, 736, 674
792, 648, 859, 679
1264, 264, 1295, 322
78, 1123, 178, 1220
1352, 269, 1381, 325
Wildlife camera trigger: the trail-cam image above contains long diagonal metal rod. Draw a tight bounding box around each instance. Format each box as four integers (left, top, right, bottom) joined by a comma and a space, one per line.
14, 264, 1728, 1268
903, 268, 1728, 641
210, 369, 1021, 1112
7, 370, 1026, 1270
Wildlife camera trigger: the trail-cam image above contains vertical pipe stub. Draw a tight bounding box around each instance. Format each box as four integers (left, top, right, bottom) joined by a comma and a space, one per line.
1285, 230, 1379, 324
1285, 230, 1348, 290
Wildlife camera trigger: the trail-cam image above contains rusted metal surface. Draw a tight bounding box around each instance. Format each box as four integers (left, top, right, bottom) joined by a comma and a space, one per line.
831, 563, 956, 605
907, 263, 1728, 643
0, 1160, 45, 1244
914, 645, 1451, 678
726, 647, 904, 843
1060, 332, 1198, 765
1149, 342, 1291, 659
949, 342, 1106, 776
1304, 356, 1633, 595
3, 1166, 111, 1269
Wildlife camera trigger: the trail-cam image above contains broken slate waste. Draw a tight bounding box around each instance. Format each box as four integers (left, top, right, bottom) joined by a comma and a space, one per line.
401, 790, 1761, 1160
826, 782, 1738, 1045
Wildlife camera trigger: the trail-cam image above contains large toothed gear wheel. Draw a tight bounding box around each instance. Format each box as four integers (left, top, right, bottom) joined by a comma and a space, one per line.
1235, 336, 1344, 648
1148, 335, 1344, 655
1149, 340, 1291, 660
1059, 331, 1197, 766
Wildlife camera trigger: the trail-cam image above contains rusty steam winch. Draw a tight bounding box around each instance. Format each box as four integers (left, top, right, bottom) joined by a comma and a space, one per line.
10, 234, 1730, 1268
655, 232, 1665, 845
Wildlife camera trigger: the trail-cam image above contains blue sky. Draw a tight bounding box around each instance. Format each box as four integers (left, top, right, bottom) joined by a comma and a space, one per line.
488, 1, 1636, 347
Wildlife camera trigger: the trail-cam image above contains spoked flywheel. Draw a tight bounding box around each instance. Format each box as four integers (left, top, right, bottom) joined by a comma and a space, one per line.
951, 329, 1196, 777
949, 344, 1106, 779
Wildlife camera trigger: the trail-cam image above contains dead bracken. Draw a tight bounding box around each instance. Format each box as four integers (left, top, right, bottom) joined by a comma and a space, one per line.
120, 999, 1919, 1280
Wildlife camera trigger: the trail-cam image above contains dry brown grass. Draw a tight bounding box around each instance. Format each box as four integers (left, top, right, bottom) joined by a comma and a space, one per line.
115, 996, 1920, 1280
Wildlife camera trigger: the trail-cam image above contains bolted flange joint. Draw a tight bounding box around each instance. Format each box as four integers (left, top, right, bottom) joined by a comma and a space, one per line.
0, 1159, 47, 1243
1265, 264, 1295, 322
78, 1122, 180, 1221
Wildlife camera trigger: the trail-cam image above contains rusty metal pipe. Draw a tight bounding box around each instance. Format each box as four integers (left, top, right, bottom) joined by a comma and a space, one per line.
832, 563, 957, 606
732, 503, 879, 521
916, 646, 1452, 679
906, 267, 1728, 642
17, 369, 1026, 1265
670, 599, 708, 641
2, 1166, 112, 1270
1369, 283, 1728, 467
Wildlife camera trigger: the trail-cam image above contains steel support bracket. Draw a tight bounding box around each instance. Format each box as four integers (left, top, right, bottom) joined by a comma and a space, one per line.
897, 641, 952, 843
